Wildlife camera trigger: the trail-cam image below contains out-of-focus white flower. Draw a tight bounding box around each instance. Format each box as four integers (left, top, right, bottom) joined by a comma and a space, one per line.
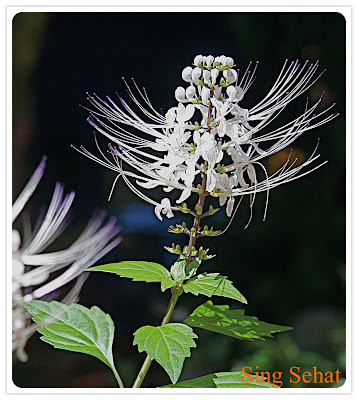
154, 198, 174, 221
12, 157, 121, 361
73, 54, 337, 220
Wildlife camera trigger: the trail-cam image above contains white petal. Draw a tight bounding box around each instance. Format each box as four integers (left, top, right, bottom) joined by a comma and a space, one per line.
182, 66, 193, 82
176, 188, 192, 204
226, 57, 234, 68
247, 164, 257, 183
136, 180, 161, 189
154, 203, 164, 221
12, 157, 47, 223
192, 67, 202, 83
226, 197, 235, 217
226, 86, 236, 101
175, 86, 187, 103
193, 55, 203, 66
186, 86, 196, 100
201, 87, 210, 106
12, 230, 21, 252
203, 70, 211, 85
162, 198, 171, 209
219, 196, 227, 206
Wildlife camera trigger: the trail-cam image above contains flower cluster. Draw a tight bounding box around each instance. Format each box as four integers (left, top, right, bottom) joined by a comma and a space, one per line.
74, 54, 337, 220
12, 157, 121, 360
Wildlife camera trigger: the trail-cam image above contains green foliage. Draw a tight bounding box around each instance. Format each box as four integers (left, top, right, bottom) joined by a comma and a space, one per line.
133, 323, 197, 384
207, 204, 220, 216
164, 243, 183, 255
24, 300, 116, 370
201, 225, 222, 236
165, 243, 215, 260
162, 370, 272, 388
183, 273, 247, 303
87, 261, 176, 292
170, 255, 203, 282
184, 301, 292, 340
195, 203, 203, 215
168, 223, 189, 234
170, 255, 187, 281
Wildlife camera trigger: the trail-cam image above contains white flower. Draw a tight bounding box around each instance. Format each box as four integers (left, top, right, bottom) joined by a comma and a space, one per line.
73, 54, 337, 221
154, 198, 174, 221
12, 157, 121, 361
216, 173, 237, 217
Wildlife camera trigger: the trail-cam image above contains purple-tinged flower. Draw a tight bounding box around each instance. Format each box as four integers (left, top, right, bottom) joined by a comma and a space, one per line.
12, 157, 121, 361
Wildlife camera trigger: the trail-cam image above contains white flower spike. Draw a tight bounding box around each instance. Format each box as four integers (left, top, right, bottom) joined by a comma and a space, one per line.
12, 157, 121, 361
73, 54, 337, 220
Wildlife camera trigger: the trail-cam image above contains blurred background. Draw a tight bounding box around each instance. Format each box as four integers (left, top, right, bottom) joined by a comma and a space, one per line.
12, 11, 346, 388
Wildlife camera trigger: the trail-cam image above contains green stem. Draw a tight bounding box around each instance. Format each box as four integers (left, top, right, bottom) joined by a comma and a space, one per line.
112, 366, 125, 388
132, 289, 181, 388
132, 355, 152, 389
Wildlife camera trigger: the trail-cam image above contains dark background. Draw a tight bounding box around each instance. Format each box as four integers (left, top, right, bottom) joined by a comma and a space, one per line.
12, 12, 346, 388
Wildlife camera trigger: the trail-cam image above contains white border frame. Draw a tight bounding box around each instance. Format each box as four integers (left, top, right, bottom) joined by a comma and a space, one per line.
4, 3, 352, 398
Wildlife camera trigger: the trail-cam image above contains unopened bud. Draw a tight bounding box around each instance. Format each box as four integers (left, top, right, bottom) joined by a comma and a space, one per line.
186, 85, 196, 100
182, 66, 193, 82
213, 86, 222, 99
205, 55, 214, 68
224, 69, 238, 84
175, 86, 187, 103
235, 86, 244, 102
193, 55, 203, 66
192, 67, 202, 84
226, 85, 236, 101
201, 86, 210, 105
203, 70, 211, 85
225, 57, 234, 68
215, 55, 226, 65
211, 68, 219, 85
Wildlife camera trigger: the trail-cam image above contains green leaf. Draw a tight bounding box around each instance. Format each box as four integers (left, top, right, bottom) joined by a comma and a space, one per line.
24, 300, 116, 370
183, 301, 292, 341
170, 255, 186, 281
185, 255, 203, 279
133, 323, 197, 384
183, 273, 247, 304
170, 255, 203, 282
87, 261, 176, 291
163, 371, 272, 388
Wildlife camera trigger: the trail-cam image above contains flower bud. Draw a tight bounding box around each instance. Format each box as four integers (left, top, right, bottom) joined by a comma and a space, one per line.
225, 57, 234, 68
203, 70, 211, 85
226, 85, 236, 101
192, 67, 202, 84
182, 66, 193, 82
201, 86, 210, 105
193, 54, 203, 66
185, 86, 196, 101
211, 68, 219, 85
224, 69, 238, 84
205, 55, 214, 68
235, 86, 244, 102
216, 55, 226, 65
175, 86, 187, 103
213, 86, 222, 99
